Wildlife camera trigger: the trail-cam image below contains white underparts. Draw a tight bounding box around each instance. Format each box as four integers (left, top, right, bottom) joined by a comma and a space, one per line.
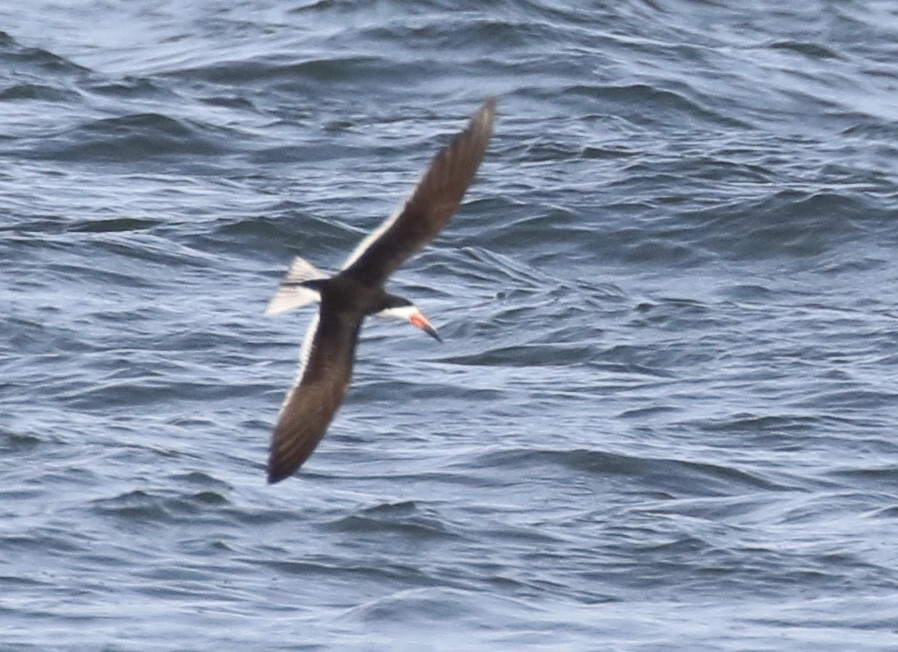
375, 304, 419, 321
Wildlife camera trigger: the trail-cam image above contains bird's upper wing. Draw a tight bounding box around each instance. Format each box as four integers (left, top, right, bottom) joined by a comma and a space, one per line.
266, 306, 363, 483
340, 98, 496, 286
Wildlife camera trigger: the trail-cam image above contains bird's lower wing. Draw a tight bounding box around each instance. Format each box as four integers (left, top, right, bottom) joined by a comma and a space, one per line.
267, 374, 348, 483
267, 308, 361, 483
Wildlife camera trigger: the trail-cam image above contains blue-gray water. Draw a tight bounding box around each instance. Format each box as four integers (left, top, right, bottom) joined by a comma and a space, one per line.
3, 1, 898, 650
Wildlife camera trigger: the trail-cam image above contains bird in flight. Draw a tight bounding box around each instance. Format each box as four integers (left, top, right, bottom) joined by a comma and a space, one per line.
264, 98, 496, 483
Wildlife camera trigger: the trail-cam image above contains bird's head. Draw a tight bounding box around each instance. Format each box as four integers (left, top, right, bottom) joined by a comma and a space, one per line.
376, 295, 442, 342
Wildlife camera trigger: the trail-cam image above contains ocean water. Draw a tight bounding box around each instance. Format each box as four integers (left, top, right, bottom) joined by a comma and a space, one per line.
3, 1, 898, 649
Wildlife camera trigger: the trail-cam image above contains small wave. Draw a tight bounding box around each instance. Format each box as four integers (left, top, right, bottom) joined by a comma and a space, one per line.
90, 488, 231, 522
0, 30, 89, 75
474, 446, 787, 496
33, 112, 236, 162
326, 500, 459, 539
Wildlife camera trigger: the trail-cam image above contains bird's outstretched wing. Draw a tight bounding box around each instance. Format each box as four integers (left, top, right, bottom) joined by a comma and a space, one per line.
267, 306, 363, 483
340, 98, 496, 285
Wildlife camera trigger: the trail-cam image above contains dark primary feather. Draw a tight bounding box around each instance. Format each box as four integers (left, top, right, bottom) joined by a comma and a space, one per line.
266, 99, 496, 483
342, 98, 496, 285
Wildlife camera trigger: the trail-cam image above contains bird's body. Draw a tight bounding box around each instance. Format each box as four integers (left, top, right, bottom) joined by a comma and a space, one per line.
265, 99, 496, 483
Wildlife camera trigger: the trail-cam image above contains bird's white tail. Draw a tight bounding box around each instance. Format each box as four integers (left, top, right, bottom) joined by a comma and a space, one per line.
264, 256, 327, 315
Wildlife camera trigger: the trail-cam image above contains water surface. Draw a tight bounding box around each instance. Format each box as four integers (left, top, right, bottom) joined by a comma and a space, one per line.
2, 1, 898, 649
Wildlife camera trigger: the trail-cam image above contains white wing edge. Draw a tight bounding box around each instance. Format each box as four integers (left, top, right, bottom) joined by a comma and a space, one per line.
276, 311, 320, 415
265, 256, 327, 315
340, 201, 407, 271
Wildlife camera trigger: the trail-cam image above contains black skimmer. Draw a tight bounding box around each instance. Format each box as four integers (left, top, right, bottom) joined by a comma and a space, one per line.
264, 98, 496, 483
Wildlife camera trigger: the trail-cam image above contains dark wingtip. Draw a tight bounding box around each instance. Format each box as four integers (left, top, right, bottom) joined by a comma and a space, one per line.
266, 456, 296, 484
267, 467, 287, 484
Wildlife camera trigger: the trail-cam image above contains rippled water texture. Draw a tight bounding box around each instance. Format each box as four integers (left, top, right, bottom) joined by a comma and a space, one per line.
2, 1, 898, 649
